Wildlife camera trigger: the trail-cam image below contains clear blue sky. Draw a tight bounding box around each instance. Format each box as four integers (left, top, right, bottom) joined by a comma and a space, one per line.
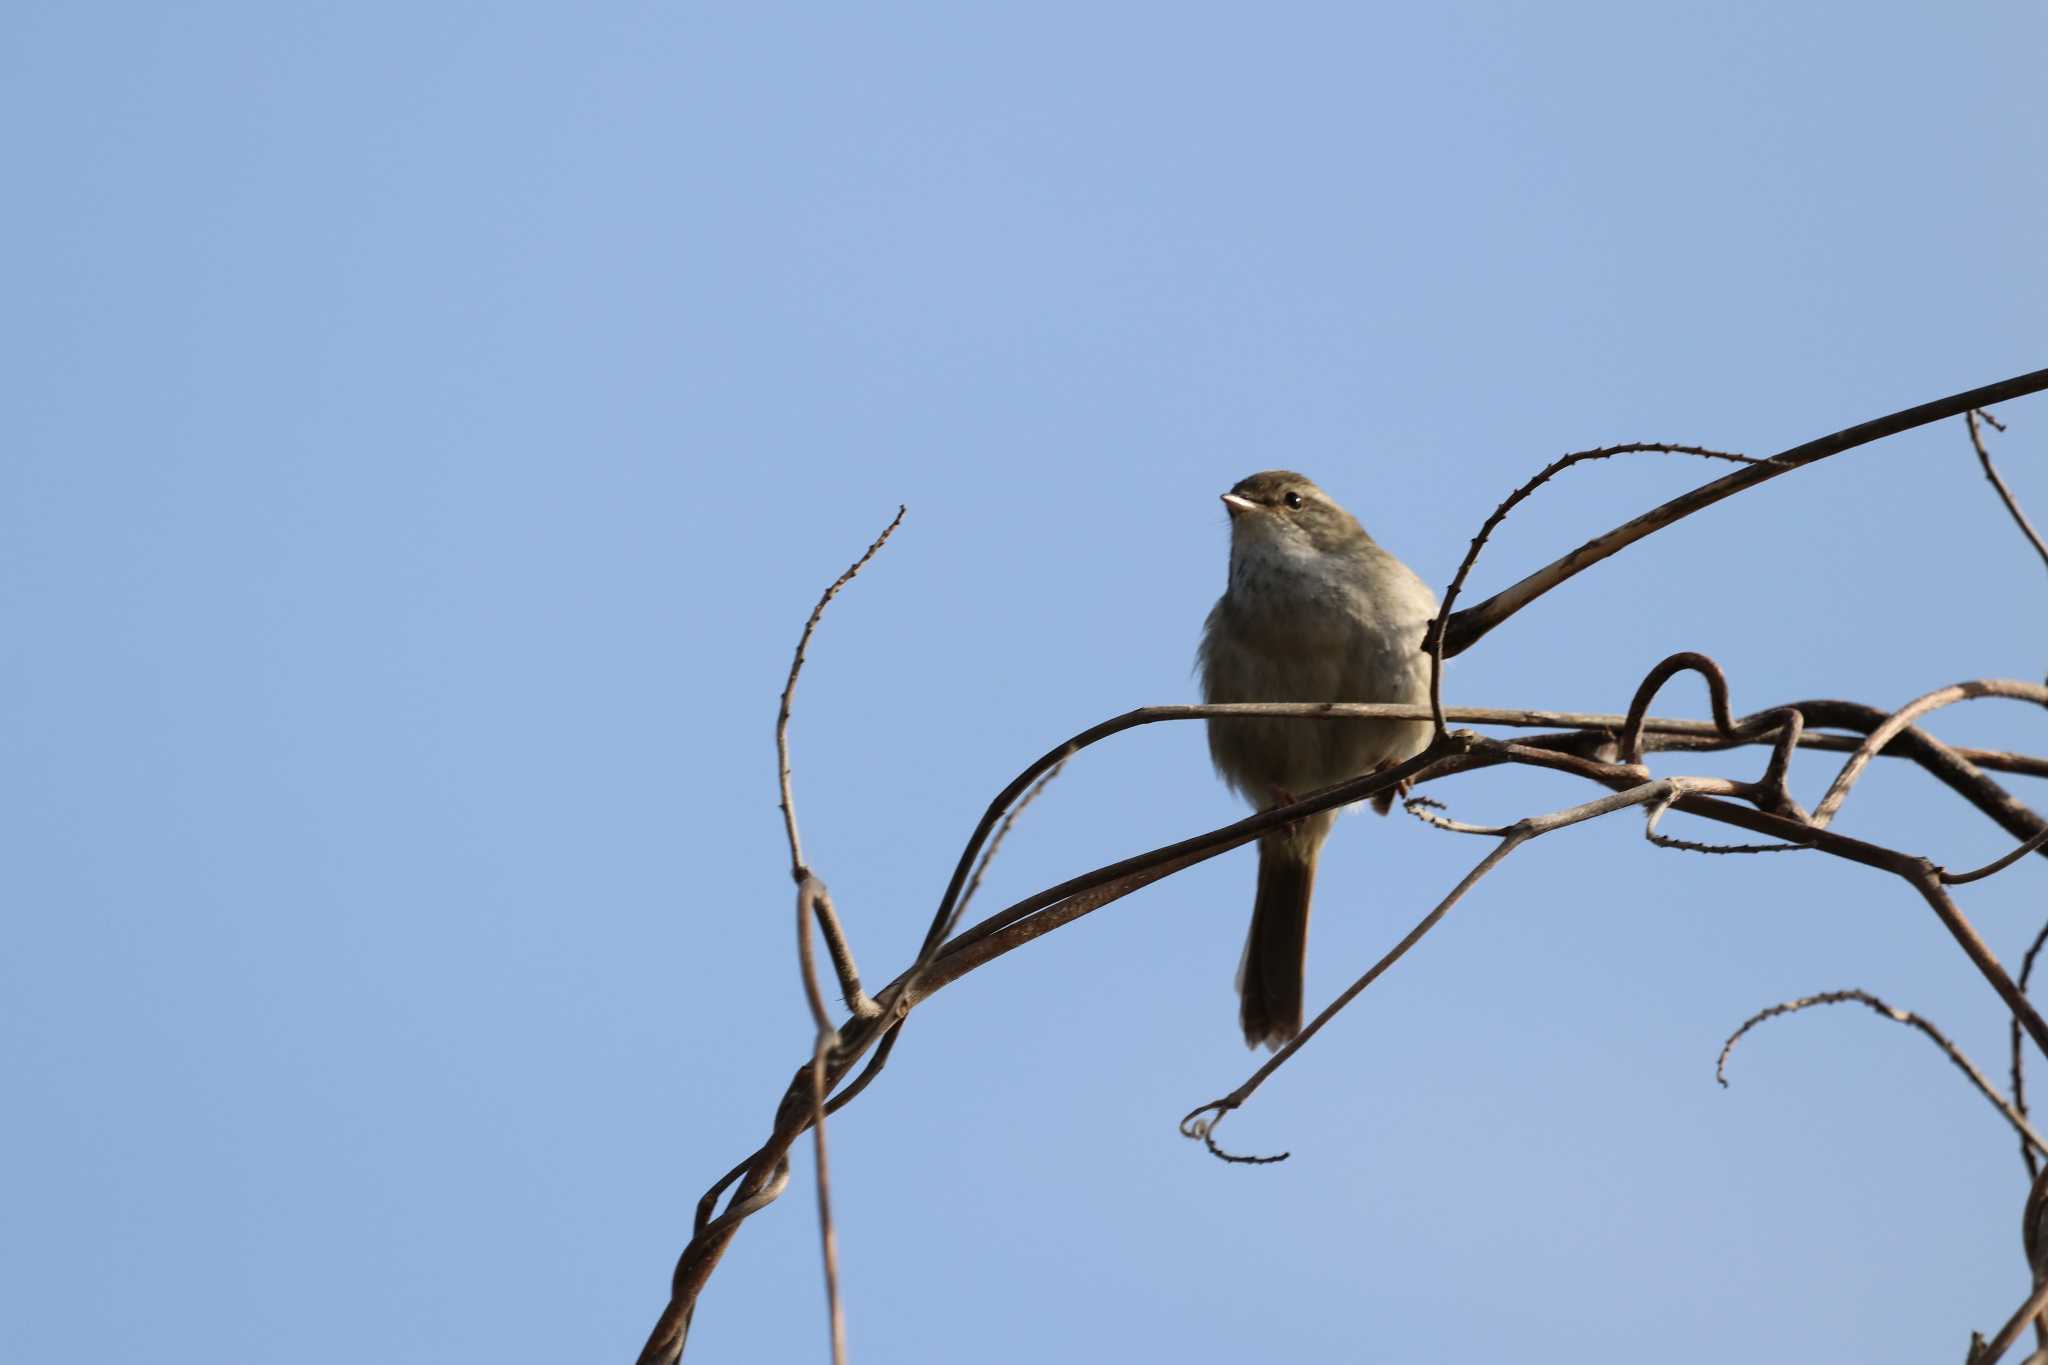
5, 5, 2046, 1362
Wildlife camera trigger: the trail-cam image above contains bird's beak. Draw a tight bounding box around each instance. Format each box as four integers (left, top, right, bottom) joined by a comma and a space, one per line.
1220, 493, 1257, 518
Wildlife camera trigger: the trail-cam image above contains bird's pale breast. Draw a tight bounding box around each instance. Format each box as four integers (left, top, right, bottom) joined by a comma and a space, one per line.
1200, 541, 1436, 805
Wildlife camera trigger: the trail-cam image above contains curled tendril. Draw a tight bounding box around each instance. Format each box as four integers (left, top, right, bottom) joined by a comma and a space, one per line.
1179, 1104, 1289, 1166
1403, 794, 1514, 837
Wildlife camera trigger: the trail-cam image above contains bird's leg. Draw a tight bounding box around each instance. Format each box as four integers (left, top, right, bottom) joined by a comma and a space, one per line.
1265, 783, 1302, 812
1369, 759, 1412, 815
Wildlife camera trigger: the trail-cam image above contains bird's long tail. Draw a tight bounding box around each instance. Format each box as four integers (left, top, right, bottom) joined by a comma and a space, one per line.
1238, 824, 1324, 1050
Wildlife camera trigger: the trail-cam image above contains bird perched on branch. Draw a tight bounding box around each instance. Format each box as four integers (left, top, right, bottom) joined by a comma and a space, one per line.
1198, 471, 1438, 1049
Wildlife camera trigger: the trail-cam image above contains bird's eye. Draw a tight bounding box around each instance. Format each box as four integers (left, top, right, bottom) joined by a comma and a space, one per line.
1283, 491, 1303, 509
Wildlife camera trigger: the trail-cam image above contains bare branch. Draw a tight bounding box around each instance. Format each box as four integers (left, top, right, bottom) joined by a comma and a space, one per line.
2014, 924, 2048, 1182
1402, 794, 1515, 837
1182, 779, 1696, 1161
777, 506, 907, 880
1715, 988, 2047, 1156
807, 882, 882, 1021
1629, 722, 2048, 782
2011, 1164, 2048, 1353
794, 878, 837, 1034
1469, 731, 2048, 1059
1969, 409, 2048, 577
1910, 869, 2048, 1061
953, 759, 1066, 923
1439, 367, 2048, 658
794, 881, 849, 1363
745, 507, 897, 1365
1812, 680, 2048, 830
1618, 652, 1808, 819
914, 698, 2048, 986
1423, 446, 1768, 737
1782, 697, 2048, 852
930, 746, 1450, 984
1944, 827, 2048, 886
648, 686, 2048, 1358
807, 1033, 846, 1365
773, 512, 904, 1021
1971, 1272, 2048, 1365
1644, 800, 1803, 855
1183, 827, 1531, 1163
691, 1155, 792, 1245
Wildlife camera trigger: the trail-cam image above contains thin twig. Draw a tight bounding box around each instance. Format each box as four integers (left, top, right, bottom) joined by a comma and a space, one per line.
1969, 409, 2048, 577
1781, 697, 2048, 852
794, 879, 837, 1036
1715, 989, 2048, 1156
1944, 827, 2048, 886
2024, 1165, 2048, 1352
794, 879, 849, 1365
1911, 869, 2048, 1061
808, 1034, 846, 1365
777, 506, 907, 879
1422, 446, 1769, 738
1183, 830, 1531, 1162
1181, 779, 1693, 1161
1972, 1272, 2048, 1365
1645, 825, 1803, 855
767, 509, 905, 1365
954, 759, 1066, 922
2015, 923, 2048, 1183
1812, 680, 2048, 830
1402, 794, 1515, 837
807, 881, 881, 1020
1438, 367, 2048, 658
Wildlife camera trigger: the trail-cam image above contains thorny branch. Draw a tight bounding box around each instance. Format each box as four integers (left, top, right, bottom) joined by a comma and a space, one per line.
644, 367, 2048, 1365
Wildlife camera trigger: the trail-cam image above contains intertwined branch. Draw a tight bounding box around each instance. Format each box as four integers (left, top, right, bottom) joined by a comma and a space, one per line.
640, 366, 2048, 1365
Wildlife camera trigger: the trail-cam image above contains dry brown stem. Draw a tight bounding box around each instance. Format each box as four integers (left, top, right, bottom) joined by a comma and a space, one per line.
1812, 681, 2048, 830
953, 758, 1066, 923
644, 371, 2048, 1364
1423, 444, 1769, 736
2018, 925, 2048, 1183
1184, 779, 1703, 1161
1715, 988, 2047, 1156
777, 506, 906, 881
709, 505, 905, 1365
1438, 366, 2048, 658
1969, 408, 2048, 577
1973, 1272, 2048, 1365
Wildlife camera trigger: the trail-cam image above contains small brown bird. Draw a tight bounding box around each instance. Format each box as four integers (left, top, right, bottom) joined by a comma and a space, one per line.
1197, 471, 1438, 1049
